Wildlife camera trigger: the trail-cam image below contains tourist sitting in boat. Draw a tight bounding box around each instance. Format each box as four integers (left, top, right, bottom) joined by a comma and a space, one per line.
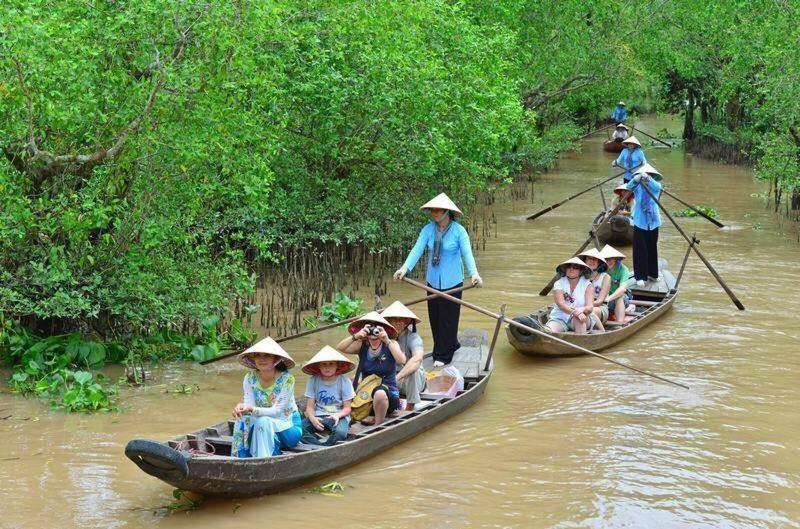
612, 135, 646, 183
612, 183, 634, 216
611, 123, 629, 141
232, 337, 302, 458
381, 301, 426, 411
625, 163, 663, 286
601, 245, 633, 322
544, 257, 596, 334
611, 101, 627, 123
300, 346, 356, 446
337, 312, 405, 426
578, 248, 609, 332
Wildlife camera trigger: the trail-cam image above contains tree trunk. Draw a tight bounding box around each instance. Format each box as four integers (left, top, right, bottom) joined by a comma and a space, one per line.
683, 91, 696, 140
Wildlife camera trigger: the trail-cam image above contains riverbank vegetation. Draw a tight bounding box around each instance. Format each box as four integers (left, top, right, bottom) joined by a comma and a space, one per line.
1, 1, 792, 409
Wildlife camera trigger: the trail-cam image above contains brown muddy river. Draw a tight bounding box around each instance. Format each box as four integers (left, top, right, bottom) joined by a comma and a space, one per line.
2, 116, 799, 528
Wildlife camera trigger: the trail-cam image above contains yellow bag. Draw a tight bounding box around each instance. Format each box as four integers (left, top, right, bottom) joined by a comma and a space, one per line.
350, 374, 382, 422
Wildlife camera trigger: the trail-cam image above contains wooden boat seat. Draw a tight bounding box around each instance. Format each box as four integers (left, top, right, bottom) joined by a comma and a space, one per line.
629, 299, 659, 307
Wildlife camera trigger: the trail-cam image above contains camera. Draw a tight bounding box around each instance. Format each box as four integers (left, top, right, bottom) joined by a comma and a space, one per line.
364, 324, 382, 336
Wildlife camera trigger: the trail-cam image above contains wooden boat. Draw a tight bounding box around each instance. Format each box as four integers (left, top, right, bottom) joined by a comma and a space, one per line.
592, 209, 633, 246
603, 138, 625, 153
506, 259, 677, 357
125, 330, 492, 498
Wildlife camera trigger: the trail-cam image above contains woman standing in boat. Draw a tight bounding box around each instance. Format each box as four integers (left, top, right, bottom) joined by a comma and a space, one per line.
231, 337, 302, 458
611, 101, 627, 123
612, 136, 646, 183
625, 163, 663, 286
393, 193, 482, 366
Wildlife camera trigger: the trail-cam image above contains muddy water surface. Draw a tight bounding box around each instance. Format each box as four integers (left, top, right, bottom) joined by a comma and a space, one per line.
2, 117, 799, 528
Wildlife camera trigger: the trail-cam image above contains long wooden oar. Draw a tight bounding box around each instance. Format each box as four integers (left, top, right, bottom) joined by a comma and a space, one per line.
403, 278, 689, 389
526, 164, 640, 221
201, 284, 476, 365
630, 126, 672, 148
577, 122, 614, 141
638, 182, 745, 310
660, 188, 725, 228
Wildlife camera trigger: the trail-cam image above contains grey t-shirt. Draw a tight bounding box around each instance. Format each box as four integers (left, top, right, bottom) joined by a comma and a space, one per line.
395, 330, 424, 372
304, 375, 356, 417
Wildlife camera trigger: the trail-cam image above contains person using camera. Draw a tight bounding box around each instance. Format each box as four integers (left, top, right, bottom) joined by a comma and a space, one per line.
393, 193, 482, 367
336, 312, 405, 426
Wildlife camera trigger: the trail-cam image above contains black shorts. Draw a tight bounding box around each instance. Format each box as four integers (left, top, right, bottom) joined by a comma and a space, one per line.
371, 384, 399, 415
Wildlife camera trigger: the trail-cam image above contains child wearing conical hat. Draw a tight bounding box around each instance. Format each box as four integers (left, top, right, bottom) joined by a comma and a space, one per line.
300, 346, 356, 446
601, 245, 633, 322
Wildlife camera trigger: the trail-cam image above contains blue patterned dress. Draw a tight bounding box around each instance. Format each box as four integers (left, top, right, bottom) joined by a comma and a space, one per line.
232, 371, 302, 458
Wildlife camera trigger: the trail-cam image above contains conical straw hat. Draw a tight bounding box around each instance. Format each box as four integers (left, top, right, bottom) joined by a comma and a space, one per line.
613, 183, 633, 198
302, 345, 356, 376
621, 135, 641, 147
238, 336, 295, 370
577, 247, 607, 266
380, 301, 421, 324
618, 101, 625, 106
600, 244, 626, 260
555, 256, 590, 275
615, 123, 629, 130
419, 193, 462, 216
346, 311, 398, 340
634, 162, 663, 181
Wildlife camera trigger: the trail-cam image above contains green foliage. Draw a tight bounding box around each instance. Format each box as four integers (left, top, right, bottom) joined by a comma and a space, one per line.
318, 293, 364, 325
674, 206, 718, 219
309, 481, 347, 496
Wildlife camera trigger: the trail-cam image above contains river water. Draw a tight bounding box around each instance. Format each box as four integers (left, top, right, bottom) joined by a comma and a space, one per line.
2, 116, 799, 528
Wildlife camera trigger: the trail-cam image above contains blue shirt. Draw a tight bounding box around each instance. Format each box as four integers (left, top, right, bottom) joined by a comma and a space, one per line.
358, 343, 399, 399
626, 177, 662, 230
402, 220, 478, 289
615, 148, 647, 183
612, 105, 627, 122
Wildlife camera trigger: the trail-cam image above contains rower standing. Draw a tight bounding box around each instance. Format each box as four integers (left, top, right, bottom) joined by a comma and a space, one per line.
625, 164, 663, 286
611, 101, 628, 123
613, 136, 646, 183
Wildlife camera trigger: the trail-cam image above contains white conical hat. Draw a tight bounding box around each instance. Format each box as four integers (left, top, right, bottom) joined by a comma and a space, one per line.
346, 311, 398, 340
555, 256, 590, 275
302, 345, 356, 376
380, 301, 421, 324
613, 184, 633, 198
577, 247, 607, 266
615, 123, 629, 130
419, 193, 462, 216
238, 337, 295, 370
621, 135, 641, 147
618, 101, 625, 106
634, 162, 662, 181
600, 245, 626, 260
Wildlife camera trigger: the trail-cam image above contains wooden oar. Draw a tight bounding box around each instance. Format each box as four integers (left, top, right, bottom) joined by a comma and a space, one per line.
630, 126, 672, 148
403, 278, 689, 389
660, 188, 725, 228
526, 165, 640, 221
638, 181, 745, 311
200, 284, 476, 365
538, 187, 634, 296
577, 123, 614, 141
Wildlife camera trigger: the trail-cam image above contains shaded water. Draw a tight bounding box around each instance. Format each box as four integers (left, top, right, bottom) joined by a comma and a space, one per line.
2, 116, 799, 528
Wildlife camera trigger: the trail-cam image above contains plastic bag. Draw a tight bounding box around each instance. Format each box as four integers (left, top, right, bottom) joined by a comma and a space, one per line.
426, 365, 464, 397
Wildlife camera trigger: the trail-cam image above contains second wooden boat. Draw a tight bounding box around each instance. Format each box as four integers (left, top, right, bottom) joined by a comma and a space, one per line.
125, 330, 492, 498
507, 258, 679, 357
603, 139, 625, 153
592, 209, 634, 246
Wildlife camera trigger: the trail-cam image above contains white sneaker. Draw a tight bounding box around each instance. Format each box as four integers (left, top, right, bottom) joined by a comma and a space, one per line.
635, 279, 645, 287
433, 360, 445, 368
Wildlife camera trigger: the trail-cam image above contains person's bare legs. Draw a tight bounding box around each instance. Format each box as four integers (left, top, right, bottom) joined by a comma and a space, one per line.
372, 390, 389, 425
614, 300, 626, 322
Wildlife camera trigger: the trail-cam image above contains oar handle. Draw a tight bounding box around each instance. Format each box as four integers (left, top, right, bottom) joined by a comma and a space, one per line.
402, 277, 689, 389
200, 283, 476, 365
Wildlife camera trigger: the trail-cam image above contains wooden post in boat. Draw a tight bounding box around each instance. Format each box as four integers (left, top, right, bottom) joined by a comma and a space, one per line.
403, 278, 689, 389
484, 304, 506, 371
201, 284, 476, 365
526, 165, 641, 221
674, 234, 697, 290
638, 182, 745, 310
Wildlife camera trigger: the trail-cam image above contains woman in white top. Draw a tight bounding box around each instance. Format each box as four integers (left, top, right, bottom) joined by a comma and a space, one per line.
578, 248, 610, 332
546, 257, 595, 334
611, 123, 629, 141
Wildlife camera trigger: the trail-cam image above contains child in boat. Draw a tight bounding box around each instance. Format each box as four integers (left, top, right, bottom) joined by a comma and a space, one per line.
545, 257, 596, 334
578, 248, 609, 332
232, 337, 302, 458
612, 183, 634, 216
300, 346, 356, 446
601, 245, 633, 322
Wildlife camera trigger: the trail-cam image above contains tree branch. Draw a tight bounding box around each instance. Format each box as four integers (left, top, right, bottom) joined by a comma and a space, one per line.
522, 72, 598, 110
